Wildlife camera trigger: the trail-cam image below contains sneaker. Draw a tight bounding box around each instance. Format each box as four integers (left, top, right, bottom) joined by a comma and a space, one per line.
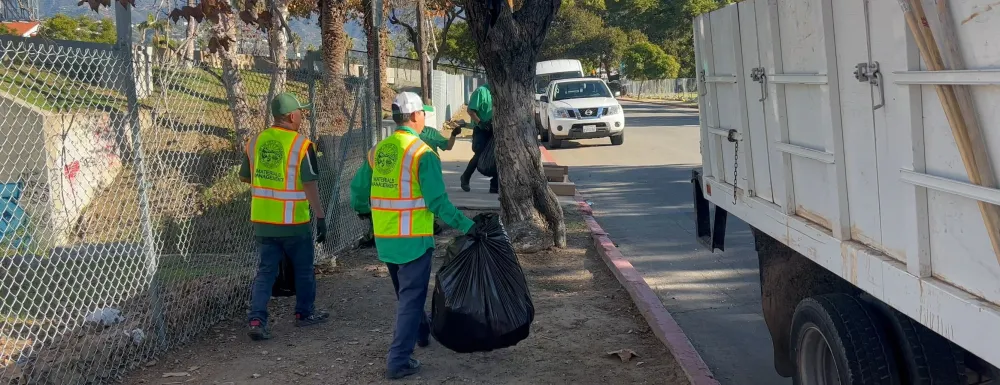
248, 319, 271, 341
295, 311, 330, 327
387, 358, 421, 380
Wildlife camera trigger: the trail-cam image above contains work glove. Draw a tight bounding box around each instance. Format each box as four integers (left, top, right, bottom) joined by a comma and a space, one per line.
358, 212, 372, 221
315, 218, 328, 244
451, 125, 463, 137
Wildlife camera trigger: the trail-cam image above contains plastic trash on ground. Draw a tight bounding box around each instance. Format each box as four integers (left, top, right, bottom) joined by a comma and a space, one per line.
431, 213, 534, 353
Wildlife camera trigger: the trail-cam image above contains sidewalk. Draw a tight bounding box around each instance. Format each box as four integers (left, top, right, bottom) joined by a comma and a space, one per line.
123, 209, 687, 384
437, 137, 577, 209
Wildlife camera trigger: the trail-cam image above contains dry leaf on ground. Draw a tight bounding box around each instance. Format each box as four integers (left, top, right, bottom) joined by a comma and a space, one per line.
607, 349, 639, 363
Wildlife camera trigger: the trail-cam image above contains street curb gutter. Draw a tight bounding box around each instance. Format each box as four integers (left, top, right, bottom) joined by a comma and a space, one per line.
539, 146, 720, 385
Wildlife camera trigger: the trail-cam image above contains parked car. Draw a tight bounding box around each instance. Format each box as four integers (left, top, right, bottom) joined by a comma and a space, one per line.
539, 78, 624, 148
534, 59, 584, 137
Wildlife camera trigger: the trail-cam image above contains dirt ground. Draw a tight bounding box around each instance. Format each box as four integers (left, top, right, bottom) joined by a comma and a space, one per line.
124, 209, 687, 385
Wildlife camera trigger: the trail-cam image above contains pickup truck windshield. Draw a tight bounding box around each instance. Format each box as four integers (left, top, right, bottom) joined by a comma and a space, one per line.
535, 71, 583, 94
553, 81, 611, 101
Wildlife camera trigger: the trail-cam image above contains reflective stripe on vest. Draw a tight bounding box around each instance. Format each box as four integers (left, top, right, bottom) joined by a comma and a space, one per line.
249, 128, 312, 225
369, 131, 434, 238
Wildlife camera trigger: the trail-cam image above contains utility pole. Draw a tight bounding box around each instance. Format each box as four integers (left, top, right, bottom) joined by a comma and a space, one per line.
416, 0, 430, 101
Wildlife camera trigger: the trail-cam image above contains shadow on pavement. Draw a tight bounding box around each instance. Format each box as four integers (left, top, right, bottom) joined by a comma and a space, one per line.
567, 163, 791, 385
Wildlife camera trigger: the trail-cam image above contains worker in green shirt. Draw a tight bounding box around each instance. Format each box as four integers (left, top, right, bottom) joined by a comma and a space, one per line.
419, 121, 464, 153
350, 92, 478, 380
460, 82, 497, 193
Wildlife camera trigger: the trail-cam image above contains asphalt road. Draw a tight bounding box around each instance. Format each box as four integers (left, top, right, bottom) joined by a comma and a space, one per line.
546, 100, 791, 385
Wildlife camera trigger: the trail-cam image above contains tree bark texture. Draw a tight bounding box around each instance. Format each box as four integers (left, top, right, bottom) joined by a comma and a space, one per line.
320, 0, 351, 134
184, 0, 197, 68
266, 0, 290, 125
465, 0, 566, 249
362, 0, 393, 111
212, 13, 254, 153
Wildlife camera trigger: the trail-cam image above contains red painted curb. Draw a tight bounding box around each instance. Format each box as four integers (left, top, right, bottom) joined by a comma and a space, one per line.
542, 147, 718, 385
539, 145, 556, 164
575, 196, 719, 385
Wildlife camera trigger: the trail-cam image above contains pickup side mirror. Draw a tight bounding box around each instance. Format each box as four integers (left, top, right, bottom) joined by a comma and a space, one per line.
540, 95, 549, 103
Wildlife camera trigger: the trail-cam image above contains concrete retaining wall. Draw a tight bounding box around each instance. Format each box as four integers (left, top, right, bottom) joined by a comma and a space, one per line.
0, 94, 127, 247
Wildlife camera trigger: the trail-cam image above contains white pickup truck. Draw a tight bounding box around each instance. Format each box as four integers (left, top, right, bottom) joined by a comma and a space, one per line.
692, 0, 1000, 383
538, 78, 625, 148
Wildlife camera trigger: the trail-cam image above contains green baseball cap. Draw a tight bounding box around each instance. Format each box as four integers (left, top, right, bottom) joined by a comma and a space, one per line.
271, 93, 310, 117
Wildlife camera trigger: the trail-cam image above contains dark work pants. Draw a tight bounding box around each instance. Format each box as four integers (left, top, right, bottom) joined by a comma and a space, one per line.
248, 235, 317, 324
461, 151, 499, 191
385, 248, 433, 371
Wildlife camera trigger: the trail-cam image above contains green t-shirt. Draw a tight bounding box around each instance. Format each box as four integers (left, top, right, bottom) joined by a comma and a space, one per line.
350, 127, 474, 265
468, 84, 493, 127
419, 126, 449, 153
239, 142, 321, 238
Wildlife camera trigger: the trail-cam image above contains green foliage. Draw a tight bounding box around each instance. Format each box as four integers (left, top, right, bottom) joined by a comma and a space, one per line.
0, 24, 17, 36
41, 14, 116, 44
622, 42, 679, 80
438, 21, 478, 68
538, 3, 631, 74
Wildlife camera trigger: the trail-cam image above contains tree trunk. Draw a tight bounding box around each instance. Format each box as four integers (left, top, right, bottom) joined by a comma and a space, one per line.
320, 0, 350, 134
212, 13, 254, 152
184, 0, 197, 67
266, 0, 290, 126
363, 0, 393, 111
465, 0, 566, 250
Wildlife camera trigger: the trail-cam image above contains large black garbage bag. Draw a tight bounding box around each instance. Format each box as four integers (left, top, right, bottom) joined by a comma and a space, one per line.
271, 256, 296, 297
476, 137, 498, 178
431, 213, 534, 353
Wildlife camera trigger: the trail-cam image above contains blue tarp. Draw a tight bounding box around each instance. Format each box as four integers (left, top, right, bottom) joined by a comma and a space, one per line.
1, 182, 30, 248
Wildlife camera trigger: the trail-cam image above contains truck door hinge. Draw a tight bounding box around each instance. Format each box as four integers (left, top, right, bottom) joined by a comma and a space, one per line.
699, 69, 708, 96
750, 67, 767, 102
854, 61, 886, 110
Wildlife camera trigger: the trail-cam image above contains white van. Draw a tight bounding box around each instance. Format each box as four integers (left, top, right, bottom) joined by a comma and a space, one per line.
534, 59, 584, 134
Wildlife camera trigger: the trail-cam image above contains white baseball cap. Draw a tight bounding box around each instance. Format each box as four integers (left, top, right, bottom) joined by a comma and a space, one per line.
392, 92, 434, 114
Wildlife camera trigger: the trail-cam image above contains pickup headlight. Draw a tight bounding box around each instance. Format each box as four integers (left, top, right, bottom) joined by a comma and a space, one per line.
607, 106, 622, 115
554, 109, 573, 119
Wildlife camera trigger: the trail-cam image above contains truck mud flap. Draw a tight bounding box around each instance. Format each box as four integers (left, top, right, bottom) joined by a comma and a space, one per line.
691, 169, 727, 252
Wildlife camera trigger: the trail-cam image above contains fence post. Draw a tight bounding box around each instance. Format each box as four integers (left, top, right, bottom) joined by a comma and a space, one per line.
116, 1, 166, 349
367, 0, 383, 145
307, 54, 318, 141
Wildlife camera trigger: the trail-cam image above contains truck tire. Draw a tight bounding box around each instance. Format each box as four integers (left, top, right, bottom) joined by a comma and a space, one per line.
610, 133, 624, 146
791, 293, 900, 385
540, 128, 550, 143
884, 309, 966, 385
547, 120, 562, 148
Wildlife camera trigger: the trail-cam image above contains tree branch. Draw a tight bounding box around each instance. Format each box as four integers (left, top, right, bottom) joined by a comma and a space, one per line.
388, 9, 419, 51
432, 9, 458, 64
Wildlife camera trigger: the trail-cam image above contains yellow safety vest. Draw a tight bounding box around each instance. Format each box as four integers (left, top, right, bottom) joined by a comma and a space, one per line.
247, 127, 312, 225
367, 130, 435, 238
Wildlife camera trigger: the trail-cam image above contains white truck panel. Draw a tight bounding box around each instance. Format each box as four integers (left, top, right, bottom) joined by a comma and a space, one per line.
695, 0, 1000, 368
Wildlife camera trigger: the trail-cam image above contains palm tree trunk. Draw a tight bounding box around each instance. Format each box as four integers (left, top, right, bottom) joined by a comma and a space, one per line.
320, 0, 350, 134
266, 0, 290, 126
184, 0, 197, 67
212, 13, 253, 151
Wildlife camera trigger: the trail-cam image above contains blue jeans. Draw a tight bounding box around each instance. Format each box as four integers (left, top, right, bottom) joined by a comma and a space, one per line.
248, 235, 317, 324
386, 248, 433, 371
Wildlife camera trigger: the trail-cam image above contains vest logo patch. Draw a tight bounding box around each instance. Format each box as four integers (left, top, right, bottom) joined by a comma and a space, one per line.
375, 144, 399, 175
259, 140, 284, 168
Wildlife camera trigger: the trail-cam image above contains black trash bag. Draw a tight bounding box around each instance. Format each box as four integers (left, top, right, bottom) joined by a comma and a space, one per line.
431, 213, 534, 353
271, 256, 296, 297
476, 137, 498, 178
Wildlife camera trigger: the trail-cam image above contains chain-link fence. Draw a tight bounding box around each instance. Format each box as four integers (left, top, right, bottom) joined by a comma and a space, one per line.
623, 78, 698, 100
0, 30, 378, 383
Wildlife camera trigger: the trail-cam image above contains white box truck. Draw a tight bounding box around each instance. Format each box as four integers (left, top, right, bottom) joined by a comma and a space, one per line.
691, 0, 1000, 383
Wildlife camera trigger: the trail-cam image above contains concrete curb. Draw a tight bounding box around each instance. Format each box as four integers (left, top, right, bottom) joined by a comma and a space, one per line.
619, 97, 699, 110
539, 146, 720, 385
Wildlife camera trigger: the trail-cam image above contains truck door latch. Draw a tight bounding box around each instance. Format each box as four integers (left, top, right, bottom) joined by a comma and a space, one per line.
854, 61, 886, 110
750, 67, 767, 102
